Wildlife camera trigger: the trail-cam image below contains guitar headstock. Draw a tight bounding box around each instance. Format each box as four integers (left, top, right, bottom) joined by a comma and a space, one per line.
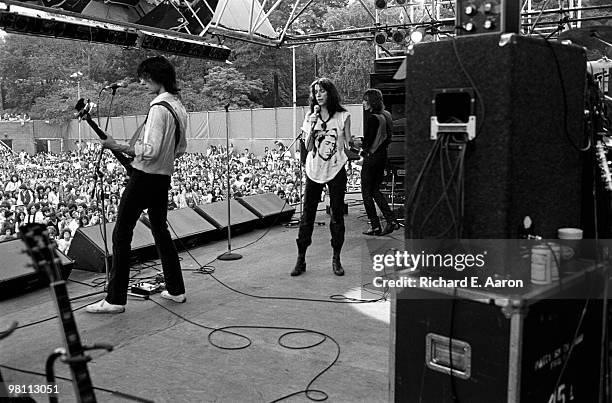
74, 98, 95, 121
20, 223, 63, 283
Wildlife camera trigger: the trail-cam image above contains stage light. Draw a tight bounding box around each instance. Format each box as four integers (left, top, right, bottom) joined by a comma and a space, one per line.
410, 29, 423, 43
392, 29, 406, 44
374, 31, 387, 45
0, 3, 7, 10
375, 0, 387, 9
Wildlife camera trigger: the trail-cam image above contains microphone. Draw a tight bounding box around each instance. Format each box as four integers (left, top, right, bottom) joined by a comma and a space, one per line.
103, 82, 127, 91
310, 105, 321, 133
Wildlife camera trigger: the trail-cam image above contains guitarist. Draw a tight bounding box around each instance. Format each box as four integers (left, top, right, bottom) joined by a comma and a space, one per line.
87, 56, 188, 314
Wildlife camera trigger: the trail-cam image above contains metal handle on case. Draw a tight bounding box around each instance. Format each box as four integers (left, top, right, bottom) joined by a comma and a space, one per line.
425, 333, 472, 380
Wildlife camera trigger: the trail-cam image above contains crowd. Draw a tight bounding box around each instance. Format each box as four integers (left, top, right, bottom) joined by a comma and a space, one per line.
0, 113, 31, 123
0, 142, 362, 246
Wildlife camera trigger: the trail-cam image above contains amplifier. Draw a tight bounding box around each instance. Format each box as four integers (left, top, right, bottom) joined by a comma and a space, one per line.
390, 267, 603, 402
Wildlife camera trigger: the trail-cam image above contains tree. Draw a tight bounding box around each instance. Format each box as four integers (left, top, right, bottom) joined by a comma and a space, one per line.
194, 66, 265, 110
313, 3, 375, 103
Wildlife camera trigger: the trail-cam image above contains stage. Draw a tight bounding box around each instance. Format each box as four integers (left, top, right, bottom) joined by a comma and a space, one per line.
0, 196, 394, 402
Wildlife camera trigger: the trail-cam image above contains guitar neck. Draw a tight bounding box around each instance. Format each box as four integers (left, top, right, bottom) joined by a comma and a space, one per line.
50, 281, 97, 403
82, 115, 133, 175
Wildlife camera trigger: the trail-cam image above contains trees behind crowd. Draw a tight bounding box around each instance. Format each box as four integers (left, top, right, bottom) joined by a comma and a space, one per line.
0, 1, 378, 123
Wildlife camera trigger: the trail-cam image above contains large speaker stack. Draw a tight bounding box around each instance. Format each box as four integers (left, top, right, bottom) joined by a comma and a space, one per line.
390, 33, 598, 403
402, 34, 586, 238
370, 57, 407, 207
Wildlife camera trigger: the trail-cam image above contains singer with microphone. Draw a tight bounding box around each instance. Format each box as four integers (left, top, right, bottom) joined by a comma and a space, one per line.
292, 78, 353, 277
86, 56, 188, 313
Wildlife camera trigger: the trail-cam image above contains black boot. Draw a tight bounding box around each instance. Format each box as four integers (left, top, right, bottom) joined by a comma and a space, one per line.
380, 221, 397, 236
363, 227, 381, 236
332, 251, 344, 276
291, 253, 306, 276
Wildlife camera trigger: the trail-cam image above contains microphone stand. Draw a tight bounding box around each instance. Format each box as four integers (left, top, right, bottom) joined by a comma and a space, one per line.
94, 86, 118, 286
218, 103, 242, 261
284, 130, 304, 227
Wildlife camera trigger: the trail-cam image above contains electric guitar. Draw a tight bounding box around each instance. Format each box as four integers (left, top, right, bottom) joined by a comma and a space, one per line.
20, 224, 97, 403
74, 98, 134, 176
596, 139, 612, 192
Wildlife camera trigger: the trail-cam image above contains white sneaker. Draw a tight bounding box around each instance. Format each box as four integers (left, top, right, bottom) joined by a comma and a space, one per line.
85, 299, 125, 314
160, 291, 186, 303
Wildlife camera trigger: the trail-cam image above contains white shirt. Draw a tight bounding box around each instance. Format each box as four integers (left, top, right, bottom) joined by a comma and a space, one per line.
132, 92, 188, 176
301, 111, 350, 184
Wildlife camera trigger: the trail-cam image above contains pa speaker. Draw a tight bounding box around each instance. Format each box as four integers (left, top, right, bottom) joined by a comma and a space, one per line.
140, 207, 218, 249
0, 238, 73, 300
403, 35, 586, 238
194, 200, 258, 235
68, 221, 156, 273
237, 193, 295, 227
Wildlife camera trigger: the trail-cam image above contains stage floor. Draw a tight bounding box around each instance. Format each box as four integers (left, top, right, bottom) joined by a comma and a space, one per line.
1, 196, 397, 402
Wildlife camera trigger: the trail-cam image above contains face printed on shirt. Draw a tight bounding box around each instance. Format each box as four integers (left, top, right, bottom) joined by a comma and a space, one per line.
316, 130, 338, 162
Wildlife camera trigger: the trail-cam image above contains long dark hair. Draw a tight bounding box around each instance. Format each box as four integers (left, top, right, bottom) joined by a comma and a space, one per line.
137, 56, 180, 94
308, 78, 346, 117
363, 88, 385, 113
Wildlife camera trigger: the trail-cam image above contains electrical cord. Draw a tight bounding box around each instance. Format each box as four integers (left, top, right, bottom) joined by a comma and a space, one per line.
536, 32, 591, 152
164, 199, 389, 304
13, 301, 93, 331
0, 364, 154, 403
149, 298, 339, 402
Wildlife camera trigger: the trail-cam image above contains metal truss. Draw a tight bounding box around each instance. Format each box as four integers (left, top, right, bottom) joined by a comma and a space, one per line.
0, 0, 611, 53
200, 0, 612, 48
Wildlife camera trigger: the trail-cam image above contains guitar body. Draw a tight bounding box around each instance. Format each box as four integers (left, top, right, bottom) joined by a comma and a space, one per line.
74, 98, 134, 177
20, 224, 97, 403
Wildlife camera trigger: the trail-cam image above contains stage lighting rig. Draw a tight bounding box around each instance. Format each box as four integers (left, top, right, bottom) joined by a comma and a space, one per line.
392, 28, 406, 44
375, 30, 388, 44
375, 0, 387, 10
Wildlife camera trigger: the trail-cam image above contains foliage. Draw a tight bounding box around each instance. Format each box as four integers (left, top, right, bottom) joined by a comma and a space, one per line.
2, 0, 609, 122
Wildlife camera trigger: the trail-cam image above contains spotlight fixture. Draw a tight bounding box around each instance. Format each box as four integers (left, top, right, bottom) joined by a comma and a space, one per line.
392, 29, 406, 44
375, 0, 387, 9
410, 29, 424, 43
374, 31, 387, 45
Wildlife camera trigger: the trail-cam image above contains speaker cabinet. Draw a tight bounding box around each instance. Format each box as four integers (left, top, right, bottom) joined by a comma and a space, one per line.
194, 200, 259, 235
68, 221, 156, 273
237, 193, 295, 227
371, 57, 407, 169
403, 35, 586, 238
0, 238, 73, 300
140, 207, 218, 249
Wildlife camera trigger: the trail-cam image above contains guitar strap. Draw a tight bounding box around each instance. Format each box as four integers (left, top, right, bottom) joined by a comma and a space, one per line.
129, 101, 181, 152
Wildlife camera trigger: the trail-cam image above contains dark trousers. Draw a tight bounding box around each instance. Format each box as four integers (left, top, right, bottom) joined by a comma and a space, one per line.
297, 168, 347, 254
361, 150, 394, 229
106, 169, 184, 305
